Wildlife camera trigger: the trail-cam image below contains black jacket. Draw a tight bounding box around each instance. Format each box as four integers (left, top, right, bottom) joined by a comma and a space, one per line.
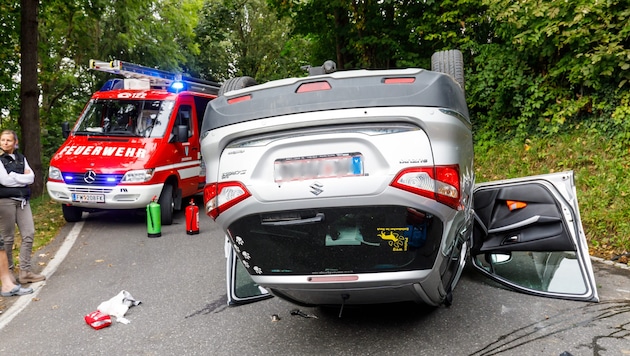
0, 151, 31, 199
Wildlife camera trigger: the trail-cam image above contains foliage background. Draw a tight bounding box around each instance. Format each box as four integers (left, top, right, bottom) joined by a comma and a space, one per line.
0, 0, 628, 260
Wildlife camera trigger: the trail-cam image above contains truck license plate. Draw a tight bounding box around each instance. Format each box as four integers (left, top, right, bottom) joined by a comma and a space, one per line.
72, 193, 105, 203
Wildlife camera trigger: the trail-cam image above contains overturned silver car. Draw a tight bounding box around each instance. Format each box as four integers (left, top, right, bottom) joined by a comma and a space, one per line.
200, 50, 598, 308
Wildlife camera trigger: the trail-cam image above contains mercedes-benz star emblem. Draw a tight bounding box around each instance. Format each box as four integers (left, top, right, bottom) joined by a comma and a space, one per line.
84, 170, 97, 184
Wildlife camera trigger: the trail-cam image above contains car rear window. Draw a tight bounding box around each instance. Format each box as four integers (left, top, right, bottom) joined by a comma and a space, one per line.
226, 206, 442, 275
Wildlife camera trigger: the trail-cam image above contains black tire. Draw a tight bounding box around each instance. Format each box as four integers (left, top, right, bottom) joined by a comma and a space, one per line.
159, 184, 174, 226
218, 76, 257, 96
61, 204, 83, 222
431, 50, 465, 94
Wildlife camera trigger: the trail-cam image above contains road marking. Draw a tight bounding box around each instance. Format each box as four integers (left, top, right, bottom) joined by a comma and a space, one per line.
0, 221, 84, 331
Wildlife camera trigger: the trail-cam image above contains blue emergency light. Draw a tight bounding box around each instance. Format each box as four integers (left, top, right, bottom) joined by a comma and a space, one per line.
99, 79, 124, 92
168, 81, 186, 93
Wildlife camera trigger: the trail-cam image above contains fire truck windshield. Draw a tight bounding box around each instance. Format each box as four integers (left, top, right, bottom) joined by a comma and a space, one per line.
74, 99, 175, 138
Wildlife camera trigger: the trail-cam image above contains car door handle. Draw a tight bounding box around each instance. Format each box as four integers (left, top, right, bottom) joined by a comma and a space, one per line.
261, 213, 325, 226
488, 215, 560, 234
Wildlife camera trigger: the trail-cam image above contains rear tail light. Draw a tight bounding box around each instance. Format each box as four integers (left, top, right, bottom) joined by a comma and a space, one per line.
203, 181, 251, 219
390, 165, 461, 210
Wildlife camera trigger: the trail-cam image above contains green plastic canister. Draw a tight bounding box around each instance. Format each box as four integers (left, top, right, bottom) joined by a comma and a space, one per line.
147, 196, 161, 237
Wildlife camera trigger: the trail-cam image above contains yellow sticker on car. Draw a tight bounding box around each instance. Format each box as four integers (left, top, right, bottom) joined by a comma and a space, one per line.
377, 227, 409, 251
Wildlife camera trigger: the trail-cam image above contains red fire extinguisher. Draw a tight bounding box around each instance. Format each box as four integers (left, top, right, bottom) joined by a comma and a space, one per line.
185, 198, 200, 235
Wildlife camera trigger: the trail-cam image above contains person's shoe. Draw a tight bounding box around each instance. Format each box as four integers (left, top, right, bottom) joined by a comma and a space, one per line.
18, 270, 46, 284
0, 284, 34, 297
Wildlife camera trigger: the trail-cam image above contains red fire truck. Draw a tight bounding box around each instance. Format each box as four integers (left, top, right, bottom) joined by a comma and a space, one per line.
46, 60, 220, 224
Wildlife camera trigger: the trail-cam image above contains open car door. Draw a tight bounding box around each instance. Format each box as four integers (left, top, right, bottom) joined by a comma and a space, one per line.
225, 237, 273, 305
471, 171, 598, 302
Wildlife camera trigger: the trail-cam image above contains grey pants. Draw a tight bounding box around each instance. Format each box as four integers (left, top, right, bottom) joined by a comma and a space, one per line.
0, 198, 36, 271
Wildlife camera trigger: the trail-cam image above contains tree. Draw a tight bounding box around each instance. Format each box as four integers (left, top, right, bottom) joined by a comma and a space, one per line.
0, 1, 20, 129
195, 0, 306, 83
270, 0, 491, 70
20, 0, 43, 197
36, 0, 207, 167
466, 0, 630, 141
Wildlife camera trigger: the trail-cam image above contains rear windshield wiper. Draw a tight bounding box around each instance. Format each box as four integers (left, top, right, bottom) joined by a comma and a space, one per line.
261, 212, 325, 226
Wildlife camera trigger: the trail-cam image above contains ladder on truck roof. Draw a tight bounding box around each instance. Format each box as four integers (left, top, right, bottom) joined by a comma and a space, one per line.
89, 59, 221, 95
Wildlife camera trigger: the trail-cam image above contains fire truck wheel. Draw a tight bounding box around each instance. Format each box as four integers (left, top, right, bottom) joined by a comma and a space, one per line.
159, 184, 174, 225
431, 49, 465, 95
218, 76, 257, 96
62, 204, 83, 222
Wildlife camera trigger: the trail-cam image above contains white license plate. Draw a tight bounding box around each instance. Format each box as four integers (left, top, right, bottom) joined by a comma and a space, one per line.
274, 153, 363, 182
72, 193, 105, 203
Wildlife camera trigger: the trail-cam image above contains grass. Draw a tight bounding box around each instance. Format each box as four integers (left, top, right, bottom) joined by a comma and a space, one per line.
17, 128, 630, 267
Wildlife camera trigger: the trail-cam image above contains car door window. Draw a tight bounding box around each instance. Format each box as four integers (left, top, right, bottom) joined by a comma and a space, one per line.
226, 237, 272, 305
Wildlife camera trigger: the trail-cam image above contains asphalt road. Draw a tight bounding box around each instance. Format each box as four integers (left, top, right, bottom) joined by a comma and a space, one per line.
0, 208, 628, 356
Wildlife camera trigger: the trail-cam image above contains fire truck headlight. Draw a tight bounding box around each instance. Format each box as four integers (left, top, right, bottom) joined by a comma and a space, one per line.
49, 166, 62, 181
121, 169, 155, 183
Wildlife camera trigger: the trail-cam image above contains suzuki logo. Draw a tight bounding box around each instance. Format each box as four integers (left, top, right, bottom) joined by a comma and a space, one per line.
84, 170, 97, 184
309, 182, 324, 196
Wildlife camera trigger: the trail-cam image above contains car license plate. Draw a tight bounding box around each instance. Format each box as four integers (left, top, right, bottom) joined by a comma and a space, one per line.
274, 153, 363, 182
72, 193, 105, 203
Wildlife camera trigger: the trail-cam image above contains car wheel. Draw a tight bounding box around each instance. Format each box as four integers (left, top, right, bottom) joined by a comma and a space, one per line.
431, 49, 465, 94
159, 184, 174, 226
61, 204, 83, 222
218, 76, 257, 96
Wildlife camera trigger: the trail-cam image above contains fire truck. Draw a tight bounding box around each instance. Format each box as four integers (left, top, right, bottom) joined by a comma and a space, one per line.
46, 60, 220, 224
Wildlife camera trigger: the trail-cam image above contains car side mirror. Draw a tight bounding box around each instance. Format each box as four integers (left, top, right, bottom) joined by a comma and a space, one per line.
173, 124, 188, 143
61, 122, 71, 139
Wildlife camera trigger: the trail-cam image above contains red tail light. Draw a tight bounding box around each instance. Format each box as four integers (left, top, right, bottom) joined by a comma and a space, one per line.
390, 165, 461, 210
227, 94, 252, 104
203, 181, 251, 219
296, 81, 332, 93
383, 77, 416, 84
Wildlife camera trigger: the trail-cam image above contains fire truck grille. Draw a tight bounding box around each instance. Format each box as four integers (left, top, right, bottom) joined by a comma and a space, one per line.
68, 187, 114, 194
62, 172, 124, 186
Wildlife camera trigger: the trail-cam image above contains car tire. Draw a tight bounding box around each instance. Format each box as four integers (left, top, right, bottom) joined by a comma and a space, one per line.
218, 76, 257, 96
159, 184, 174, 226
431, 50, 465, 94
61, 204, 83, 222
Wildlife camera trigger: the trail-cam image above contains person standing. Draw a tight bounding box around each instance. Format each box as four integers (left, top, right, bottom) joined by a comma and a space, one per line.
0, 129, 46, 283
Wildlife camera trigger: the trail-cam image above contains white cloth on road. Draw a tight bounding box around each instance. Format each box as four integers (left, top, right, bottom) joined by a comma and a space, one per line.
97, 290, 141, 324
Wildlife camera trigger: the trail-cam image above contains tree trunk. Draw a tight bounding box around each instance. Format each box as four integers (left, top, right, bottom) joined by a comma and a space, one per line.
19, 0, 43, 197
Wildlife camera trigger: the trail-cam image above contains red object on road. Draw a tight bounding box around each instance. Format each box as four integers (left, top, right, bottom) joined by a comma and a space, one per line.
186, 199, 200, 235
84, 310, 112, 330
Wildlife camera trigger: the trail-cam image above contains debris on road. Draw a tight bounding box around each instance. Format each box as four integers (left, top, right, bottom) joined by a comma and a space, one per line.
96, 290, 142, 324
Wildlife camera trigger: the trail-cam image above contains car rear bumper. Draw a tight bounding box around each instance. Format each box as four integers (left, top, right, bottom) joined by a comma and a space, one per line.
252, 269, 446, 306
